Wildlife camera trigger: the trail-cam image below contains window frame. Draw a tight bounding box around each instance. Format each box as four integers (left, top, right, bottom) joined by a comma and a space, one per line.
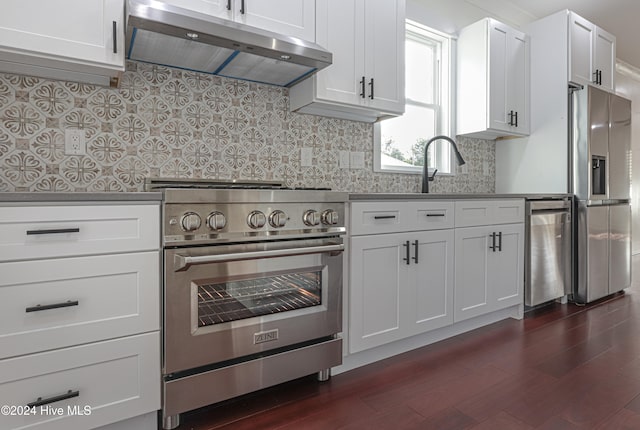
374, 20, 456, 175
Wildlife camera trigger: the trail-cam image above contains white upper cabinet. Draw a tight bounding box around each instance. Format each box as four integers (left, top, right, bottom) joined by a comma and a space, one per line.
457, 18, 530, 139
289, 0, 405, 123
159, 0, 316, 41
0, 0, 125, 87
568, 11, 615, 92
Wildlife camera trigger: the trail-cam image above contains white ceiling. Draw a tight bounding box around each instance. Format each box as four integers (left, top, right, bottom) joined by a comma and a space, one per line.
411, 0, 640, 70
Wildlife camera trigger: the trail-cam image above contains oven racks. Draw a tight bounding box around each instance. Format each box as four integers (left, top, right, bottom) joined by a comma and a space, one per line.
197, 273, 321, 326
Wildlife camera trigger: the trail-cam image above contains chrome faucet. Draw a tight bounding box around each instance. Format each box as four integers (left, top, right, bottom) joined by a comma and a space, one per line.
421, 135, 466, 193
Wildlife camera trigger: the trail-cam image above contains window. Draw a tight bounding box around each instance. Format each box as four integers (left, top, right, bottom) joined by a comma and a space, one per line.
374, 21, 453, 174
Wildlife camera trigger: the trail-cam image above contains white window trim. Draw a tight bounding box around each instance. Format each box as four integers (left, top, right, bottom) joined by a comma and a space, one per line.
374, 20, 457, 176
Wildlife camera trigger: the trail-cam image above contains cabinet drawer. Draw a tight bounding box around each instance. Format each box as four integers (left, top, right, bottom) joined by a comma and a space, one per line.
455, 199, 524, 227
0, 204, 159, 262
0, 332, 160, 430
350, 202, 408, 235
0, 252, 159, 359
408, 201, 454, 230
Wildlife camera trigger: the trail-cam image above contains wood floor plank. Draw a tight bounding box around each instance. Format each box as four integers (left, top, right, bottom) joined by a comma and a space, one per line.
455, 368, 558, 422
595, 408, 640, 429
468, 411, 533, 430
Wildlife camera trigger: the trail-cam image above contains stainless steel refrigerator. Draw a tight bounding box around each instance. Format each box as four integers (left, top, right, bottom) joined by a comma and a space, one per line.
571, 85, 631, 303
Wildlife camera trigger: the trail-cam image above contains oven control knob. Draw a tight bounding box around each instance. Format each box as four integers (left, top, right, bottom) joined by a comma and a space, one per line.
207, 211, 227, 231
303, 210, 320, 227
180, 212, 202, 232
321, 209, 339, 225
269, 210, 288, 228
247, 210, 266, 229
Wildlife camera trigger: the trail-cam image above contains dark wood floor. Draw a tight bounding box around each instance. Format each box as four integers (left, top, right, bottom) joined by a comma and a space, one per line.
179, 255, 640, 429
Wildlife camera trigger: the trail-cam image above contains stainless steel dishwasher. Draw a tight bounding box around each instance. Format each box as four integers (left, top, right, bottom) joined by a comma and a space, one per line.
525, 197, 572, 306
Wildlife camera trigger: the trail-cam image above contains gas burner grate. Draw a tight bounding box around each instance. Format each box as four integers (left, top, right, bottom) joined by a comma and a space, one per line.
197, 272, 321, 326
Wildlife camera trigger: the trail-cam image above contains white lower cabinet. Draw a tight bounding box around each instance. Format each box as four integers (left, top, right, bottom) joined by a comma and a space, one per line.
348, 198, 524, 354
0, 333, 160, 430
349, 227, 454, 353
0, 252, 159, 359
0, 200, 161, 430
454, 223, 524, 322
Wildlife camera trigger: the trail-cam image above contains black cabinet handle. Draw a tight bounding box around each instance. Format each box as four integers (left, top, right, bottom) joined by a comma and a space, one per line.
403, 240, 410, 265
112, 21, 117, 54
489, 232, 496, 252
426, 213, 445, 217
369, 78, 374, 99
412, 240, 419, 264
226, 0, 231, 10
497, 231, 503, 251
26, 300, 79, 313
360, 76, 366, 98
508, 110, 514, 126
374, 215, 396, 220
514, 111, 518, 127
593, 69, 602, 85
26, 228, 80, 236
27, 390, 79, 408
240, 0, 245, 14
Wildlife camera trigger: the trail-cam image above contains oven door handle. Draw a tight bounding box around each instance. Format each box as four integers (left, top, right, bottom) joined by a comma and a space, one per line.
174, 243, 345, 271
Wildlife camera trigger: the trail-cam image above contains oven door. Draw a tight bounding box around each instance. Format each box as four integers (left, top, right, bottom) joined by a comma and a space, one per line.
163, 237, 344, 374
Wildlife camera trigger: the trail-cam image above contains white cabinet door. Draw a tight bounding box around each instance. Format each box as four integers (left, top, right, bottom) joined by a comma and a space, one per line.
290, 0, 405, 122
241, 0, 315, 41
363, 0, 405, 113
315, 0, 365, 106
454, 223, 524, 323
349, 234, 406, 353
489, 223, 524, 311
156, 0, 314, 39
0, 0, 124, 85
158, 0, 233, 19
594, 26, 616, 92
488, 21, 510, 133
569, 11, 615, 92
349, 229, 454, 353
407, 230, 454, 335
454, 226, 492, 322
508, 29, 530, 134
458, 18, 529, 138
569, 12, 594, 87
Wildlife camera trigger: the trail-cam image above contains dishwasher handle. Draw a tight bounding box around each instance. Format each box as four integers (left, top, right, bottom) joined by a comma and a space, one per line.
528, 199, 571, 212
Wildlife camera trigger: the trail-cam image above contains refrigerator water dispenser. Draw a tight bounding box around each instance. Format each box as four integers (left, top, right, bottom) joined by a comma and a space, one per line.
591, 156, 606, 196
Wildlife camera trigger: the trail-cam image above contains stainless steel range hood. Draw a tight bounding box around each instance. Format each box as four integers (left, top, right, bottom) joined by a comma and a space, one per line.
126, 0, 332, 87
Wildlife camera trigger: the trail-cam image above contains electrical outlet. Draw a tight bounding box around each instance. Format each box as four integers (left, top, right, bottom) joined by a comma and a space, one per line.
339, 150, 350, 169
301, 147, 313, 167
65, 129, 86, 155
349, 152, 365, 169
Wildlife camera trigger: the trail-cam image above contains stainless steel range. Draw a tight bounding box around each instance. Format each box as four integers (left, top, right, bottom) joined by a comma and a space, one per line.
146, 179, 347, 430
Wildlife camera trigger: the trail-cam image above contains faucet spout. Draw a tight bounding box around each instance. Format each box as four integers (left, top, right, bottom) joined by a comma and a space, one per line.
421, 135, 466, 193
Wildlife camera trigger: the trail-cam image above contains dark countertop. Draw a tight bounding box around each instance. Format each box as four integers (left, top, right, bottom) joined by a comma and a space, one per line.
0, 192, 163, 203
349, 193, 572, 201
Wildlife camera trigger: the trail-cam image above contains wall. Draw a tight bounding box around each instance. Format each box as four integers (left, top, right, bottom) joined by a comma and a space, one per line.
0, 62, 495, 194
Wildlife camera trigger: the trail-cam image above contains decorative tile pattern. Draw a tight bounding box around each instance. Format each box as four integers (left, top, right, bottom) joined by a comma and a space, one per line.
0, 61, 495, 193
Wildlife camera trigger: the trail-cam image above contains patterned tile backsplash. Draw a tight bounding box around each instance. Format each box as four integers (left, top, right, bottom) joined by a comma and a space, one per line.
0, 61, 495, 193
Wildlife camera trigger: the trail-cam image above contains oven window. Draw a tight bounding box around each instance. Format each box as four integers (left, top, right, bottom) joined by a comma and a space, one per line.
197, 270, 322, 326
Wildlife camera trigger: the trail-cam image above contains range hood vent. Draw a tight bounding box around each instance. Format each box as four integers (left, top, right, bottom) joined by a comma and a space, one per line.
126, 0, 332, 87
